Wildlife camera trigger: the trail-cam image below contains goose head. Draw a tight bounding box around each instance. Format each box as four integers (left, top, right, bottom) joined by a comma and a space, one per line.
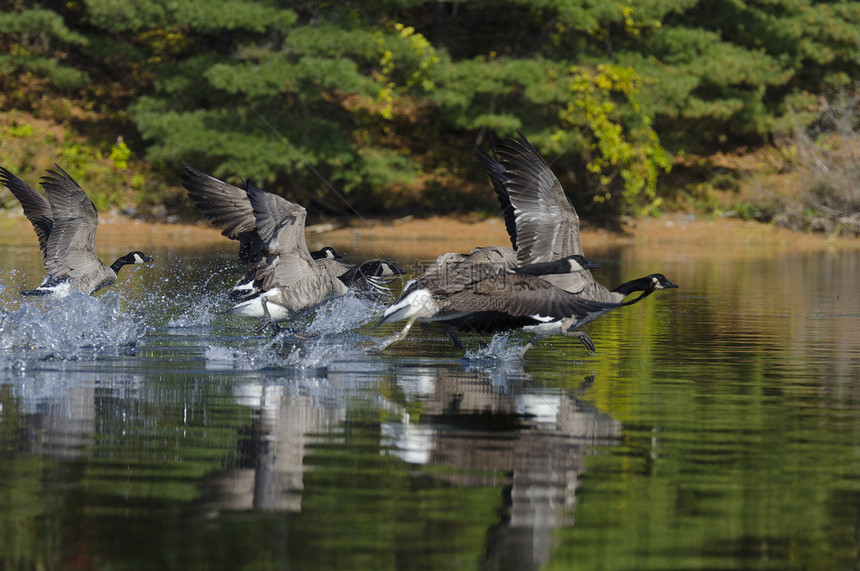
563, 254, 601, 273
110, 251, 154, 273
312, 246, 342, 260
648, 273, 678, 290
367, 260, 405, 276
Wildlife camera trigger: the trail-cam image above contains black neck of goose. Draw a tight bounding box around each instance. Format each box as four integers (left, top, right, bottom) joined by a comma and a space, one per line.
110, 255, 133, 274
515, 259, 582, 277
612, 276, 658, 306
612, 276, 653, 296
515, 261, 558, 276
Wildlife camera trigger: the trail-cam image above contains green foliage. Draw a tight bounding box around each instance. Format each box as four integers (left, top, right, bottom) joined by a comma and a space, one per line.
733, 201, 760, 221
109, 138, 132, 169
0, 8, 89, 91
0, 111, 138, 211
1, 0, 859, 215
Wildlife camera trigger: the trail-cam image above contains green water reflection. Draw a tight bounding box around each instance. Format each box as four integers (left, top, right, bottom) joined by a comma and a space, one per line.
0, 239, 859, 570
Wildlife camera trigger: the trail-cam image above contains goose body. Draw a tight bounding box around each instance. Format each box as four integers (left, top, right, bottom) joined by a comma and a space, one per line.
181, 165, 403, 329
376, 255, 615, 351
449, 272, 678, 351
0, 165, 153, 296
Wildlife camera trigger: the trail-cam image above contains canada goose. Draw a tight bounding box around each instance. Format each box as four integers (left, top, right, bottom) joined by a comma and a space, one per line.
311, 246, 403, 286
375, 254, 618, 351
445, 272, 678, 353
228, 182, 351, 330
180, 165, 402, 330
470, 132, 678, 350
228, 245, 342, 302
0, 165, 153, 296
381, 131, 678, 352
422, 132, 584, 276
473, 133, 677, 292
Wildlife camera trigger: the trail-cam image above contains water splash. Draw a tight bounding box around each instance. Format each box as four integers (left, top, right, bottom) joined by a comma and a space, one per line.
201, 297, 382, 372
164, 292, 222, 329
204, 343, 276, 371
0, 293, 141, 363
461, 332, 530, 363
303, 293, 384, 336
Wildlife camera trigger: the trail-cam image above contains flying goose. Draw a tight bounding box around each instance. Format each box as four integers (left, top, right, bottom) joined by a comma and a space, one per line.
489, 134, 677, 298
382, 131, 677, 352
469, 132, 679, 349
0, 165, 153, 296
233, 244, 342, 302
375, 254, 615, 351
181, 165, 403, 299
443, 272, 678, 353
230, 182, 351, 330
180, 165, 403, 330
421, 132, 584, 277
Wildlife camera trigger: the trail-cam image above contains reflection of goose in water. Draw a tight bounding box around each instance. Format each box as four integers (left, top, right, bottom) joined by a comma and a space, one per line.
381, 365, 621, 571
207, 380, 346, 511
181, 165, 403, 331
0, 165, 153, 296
2, 369, 147, 464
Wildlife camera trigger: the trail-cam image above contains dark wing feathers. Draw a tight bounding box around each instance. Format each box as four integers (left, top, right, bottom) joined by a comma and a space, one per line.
513, 131, 583, 257
181, 164, 264, 264
494, 137, 561, 265
39, 164, 101, 277
473, 144, 517, 249
243, 183, 310, 260
447, 273, 612, 317
494, 132, 584, 264
419, 264, 616, 335
0, 167, 54, 259
443, 311, 538, 334
438, 273, 616, 334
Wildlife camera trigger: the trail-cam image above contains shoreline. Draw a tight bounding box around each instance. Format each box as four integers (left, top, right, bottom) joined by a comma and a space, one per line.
310, 213, 858, 259
1, 210, 855, 257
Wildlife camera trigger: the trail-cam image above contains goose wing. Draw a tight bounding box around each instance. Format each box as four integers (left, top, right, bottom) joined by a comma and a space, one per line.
181, 164, 263, 264
39, 165, 102, 279
474, 144, 517, 249
259, 253, 345, 311
316, 256, 352, 277
244, 183, 312, 258
243, 184, 342, 309
439, 274, 615, 332
497, 132, 584, 264
0, 167, 54, 260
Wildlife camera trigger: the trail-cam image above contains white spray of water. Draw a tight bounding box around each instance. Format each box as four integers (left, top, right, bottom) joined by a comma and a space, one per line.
0, 293, 141, 363
461, 332, 530, 363
200, 293, 385, 371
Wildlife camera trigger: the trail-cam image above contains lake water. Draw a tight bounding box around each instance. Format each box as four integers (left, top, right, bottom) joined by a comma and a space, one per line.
1, 228, 859, 570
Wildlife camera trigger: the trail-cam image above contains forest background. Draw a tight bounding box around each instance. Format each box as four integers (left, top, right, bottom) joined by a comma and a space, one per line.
1, 0, 859, 234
